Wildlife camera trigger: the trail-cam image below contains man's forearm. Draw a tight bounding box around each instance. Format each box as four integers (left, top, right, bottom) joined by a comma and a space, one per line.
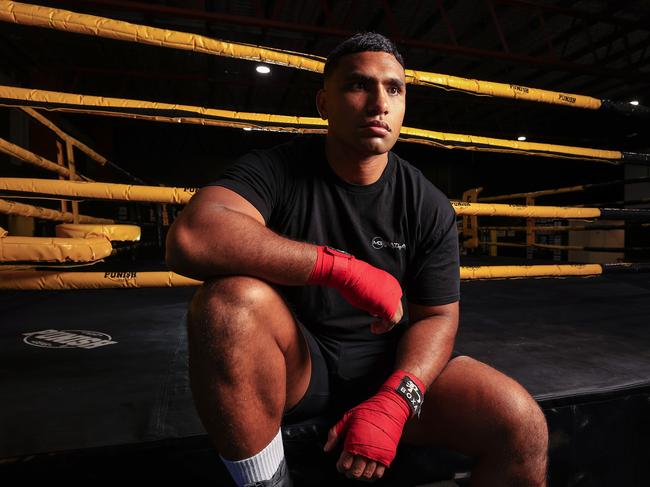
168, 202, 404, 323
167, 205, 316, 284
394, 315, 457, 388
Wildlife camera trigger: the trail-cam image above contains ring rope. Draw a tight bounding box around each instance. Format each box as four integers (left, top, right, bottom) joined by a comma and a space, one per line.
479, 241, 650, 252
2, 263, 650, 290
3, 0, 646, 114
0, 178, 195, 204
477, 176, 650, 202
0, 85, 626, 162
3, 178, 650, 221
19, 107, 108, 166
0, 198, 113, 223
0, 136, 88, 180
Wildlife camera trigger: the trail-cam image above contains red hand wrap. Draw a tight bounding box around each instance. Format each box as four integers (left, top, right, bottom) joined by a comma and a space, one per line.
332, 370, 426, 467
307, 246, 402, 321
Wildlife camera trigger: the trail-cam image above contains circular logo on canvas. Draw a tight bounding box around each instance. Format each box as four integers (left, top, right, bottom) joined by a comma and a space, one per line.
23, 329, 117, 349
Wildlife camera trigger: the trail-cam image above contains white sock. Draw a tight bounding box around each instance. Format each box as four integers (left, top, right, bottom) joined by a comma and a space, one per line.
220, 429, 285, 487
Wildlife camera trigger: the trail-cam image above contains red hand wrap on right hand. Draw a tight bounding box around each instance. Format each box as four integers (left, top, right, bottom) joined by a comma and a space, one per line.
332, 370, 426, 467
307, 246, 402, 321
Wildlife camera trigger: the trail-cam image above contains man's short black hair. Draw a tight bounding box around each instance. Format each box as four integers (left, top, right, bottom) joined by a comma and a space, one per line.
323, 32, 405, 79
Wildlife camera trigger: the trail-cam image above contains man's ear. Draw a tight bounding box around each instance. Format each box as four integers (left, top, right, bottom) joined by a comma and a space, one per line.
316, 88, 327, 120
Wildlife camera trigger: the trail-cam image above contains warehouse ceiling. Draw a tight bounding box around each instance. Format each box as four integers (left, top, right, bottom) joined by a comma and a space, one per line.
1, 0, 649, 188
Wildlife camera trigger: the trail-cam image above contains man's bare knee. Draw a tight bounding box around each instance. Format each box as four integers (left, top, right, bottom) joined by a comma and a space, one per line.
498, 385, 549, 469
191, 275, 280, 316
189, 275, 283, 330
187, 275, 299, 358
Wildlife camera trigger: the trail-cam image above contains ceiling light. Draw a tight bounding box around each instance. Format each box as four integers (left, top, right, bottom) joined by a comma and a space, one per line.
243, 127, 252, 131
517, 136, 527, 141
256, 65, 271, 74
630, 100, 640, 106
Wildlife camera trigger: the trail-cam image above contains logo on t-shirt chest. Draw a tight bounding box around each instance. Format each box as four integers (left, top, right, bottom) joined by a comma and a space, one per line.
371, 236, 406, 251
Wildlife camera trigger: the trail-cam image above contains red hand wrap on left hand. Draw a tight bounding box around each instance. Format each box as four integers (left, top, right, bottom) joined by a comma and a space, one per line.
332, 370, 425, 467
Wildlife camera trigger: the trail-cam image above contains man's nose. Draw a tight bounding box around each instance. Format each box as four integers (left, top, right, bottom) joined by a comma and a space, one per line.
367, 86, 389, 115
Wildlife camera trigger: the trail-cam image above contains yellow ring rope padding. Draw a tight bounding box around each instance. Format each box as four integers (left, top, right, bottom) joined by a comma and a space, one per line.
404, 70, 601, 109
0, 1, 324, 73
0, 178, 607, 219
0, 85, 326, 128
0, 1, 602, 110
0, 178, 195, 204
460, 264, 603, 280
55, 224, 141, 241
0, 198, 114, 223
0, 86, 622, 162
451, 201, 602, 218
0, 265, 606, 290
0, 233, 112, 263
20, 107, 108, 166
0, 270, 201, 290
0, 136, 80, 179
399, 127, 620, 161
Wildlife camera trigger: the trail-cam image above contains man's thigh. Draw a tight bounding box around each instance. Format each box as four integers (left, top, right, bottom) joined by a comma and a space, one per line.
282, 321, 331, 423
401, 355, 541, 457
188, 276, 312, 414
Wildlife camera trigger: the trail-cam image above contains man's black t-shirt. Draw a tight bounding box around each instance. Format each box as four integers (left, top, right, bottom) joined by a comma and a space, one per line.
207, 135, 459, 380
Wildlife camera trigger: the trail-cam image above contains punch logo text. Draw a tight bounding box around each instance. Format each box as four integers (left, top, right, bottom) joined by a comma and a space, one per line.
23, 329, 117, 349
510, 84, 529, 94
558, 94, 576, 103
104, 271, 137, 280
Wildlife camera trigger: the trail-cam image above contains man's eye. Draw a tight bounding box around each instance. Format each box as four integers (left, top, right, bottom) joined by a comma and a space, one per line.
351, 81, 366, 90
388, 86, 401, 95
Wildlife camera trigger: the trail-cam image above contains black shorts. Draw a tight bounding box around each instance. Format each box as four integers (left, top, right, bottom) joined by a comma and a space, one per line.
282, 320, 460, 425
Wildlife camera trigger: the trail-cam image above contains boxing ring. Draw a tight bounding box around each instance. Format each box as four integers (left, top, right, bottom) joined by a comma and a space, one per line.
2, 266, 649, 486
1, 2, 650, 486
